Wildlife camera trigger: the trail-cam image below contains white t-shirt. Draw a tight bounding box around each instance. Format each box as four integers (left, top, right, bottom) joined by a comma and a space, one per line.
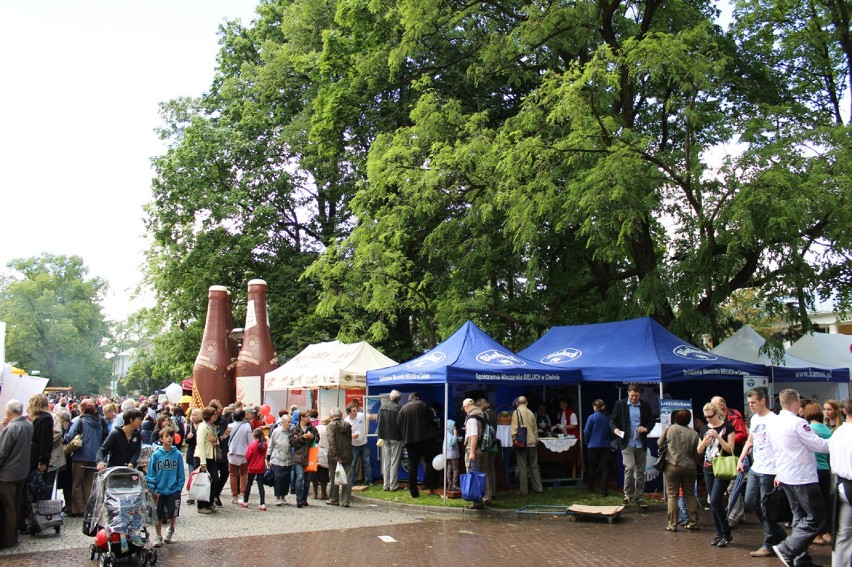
748, 411, 778, 475
465, 415, 479, 439
344, 411, 367, 447
829, 422, 852, 480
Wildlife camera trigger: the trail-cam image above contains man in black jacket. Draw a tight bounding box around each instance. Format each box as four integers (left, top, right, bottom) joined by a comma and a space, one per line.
397, 392, 435, 498
609, 383, 655, 508
377, 390, 403, 491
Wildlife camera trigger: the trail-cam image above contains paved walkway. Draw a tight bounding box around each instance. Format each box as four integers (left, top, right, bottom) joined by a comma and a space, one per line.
0, 496, 835, 566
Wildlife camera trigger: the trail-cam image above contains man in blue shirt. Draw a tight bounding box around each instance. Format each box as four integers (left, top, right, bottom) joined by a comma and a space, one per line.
609, 383, 655, 507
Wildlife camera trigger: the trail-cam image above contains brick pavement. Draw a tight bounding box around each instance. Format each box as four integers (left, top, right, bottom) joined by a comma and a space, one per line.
0, 507, 834, 567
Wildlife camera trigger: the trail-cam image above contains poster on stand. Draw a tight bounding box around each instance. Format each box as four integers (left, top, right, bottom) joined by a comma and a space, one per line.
236, 375, 262, 407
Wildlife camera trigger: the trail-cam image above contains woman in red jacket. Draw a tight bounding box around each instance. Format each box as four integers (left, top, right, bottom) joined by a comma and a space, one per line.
240, 429, 268, 510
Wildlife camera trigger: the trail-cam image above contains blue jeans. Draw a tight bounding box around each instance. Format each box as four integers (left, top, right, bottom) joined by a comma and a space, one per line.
704, 471, 731, 539
744, 470, 786, 549
351, 444, 372, 485
777, 483, 822, 565
293, 464, 311, 503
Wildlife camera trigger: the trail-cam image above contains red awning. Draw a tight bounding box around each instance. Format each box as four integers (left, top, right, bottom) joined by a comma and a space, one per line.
181, 377, 193, 391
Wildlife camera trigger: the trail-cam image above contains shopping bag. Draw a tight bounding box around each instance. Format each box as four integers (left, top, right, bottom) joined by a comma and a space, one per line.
188, 470, 211, 502
334, 462, 349, 486
762, 486, 793, 523
460, 463, 486, 502
64, 433, 83, 455
305, 445, 319, 473
711, 455, 738, 481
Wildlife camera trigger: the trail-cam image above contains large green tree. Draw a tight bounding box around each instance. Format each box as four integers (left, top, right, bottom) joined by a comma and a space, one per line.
0, 254, 110, 393
147, 0, 852, 361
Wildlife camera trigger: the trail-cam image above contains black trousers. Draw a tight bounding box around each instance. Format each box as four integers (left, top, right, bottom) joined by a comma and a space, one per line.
404, 440, 438, 495
586, 447, 611, 493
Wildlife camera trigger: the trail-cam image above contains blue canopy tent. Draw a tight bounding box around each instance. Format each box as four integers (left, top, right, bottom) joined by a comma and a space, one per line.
367, 321, 582, 499
519, 316, 768, 384
520, 317, 769, 494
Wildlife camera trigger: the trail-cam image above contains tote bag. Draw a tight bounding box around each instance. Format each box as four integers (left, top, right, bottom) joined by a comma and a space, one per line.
188, 470, 211, 502
460, 462, 486, 502
305, 441, 319, 473
513, 410, 528, 448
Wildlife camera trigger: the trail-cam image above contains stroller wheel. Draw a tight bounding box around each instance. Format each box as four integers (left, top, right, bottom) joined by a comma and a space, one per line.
90, 544, 97, 560
137, 548, 149, 566
98, 551, 112, 567
150, 548, 158, 565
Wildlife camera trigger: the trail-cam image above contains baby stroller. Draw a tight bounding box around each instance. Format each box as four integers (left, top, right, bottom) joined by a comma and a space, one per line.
83, 466, 157, 566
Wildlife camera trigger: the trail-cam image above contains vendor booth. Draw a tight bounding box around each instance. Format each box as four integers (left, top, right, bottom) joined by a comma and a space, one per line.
711, 326, 850, 410
520, 317, 768, 492
264, 340, 397, 418
367, 321, 582, 497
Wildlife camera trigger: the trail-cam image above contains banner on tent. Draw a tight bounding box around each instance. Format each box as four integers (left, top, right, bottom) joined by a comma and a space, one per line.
660, 399, 692, 428
237, 375, 262, 407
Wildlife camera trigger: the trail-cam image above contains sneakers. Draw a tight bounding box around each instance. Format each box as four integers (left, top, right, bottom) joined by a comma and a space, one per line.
258, 504, 267, 511
237, 500, 248, 508
636, 498, 649, 509
275, 497, 285, 506
153, 535, 164, 548
164, 528, 174, 544
772, 546, 792, 567
622, 497, 631, 506
232, 496, 239, 504
749, 547, 773, 558
197, 507, 214, 515
186, 499, 195, 505
715, 537, 730, 548
711, 536, 723, 546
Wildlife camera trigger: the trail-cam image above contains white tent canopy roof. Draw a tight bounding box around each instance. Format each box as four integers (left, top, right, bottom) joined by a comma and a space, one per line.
264, 340, 396, 391
711, 326, 835, 366
787, 333, 852, 374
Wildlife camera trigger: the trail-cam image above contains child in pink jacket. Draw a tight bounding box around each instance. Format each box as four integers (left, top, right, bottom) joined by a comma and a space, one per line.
240, 428, 269, 510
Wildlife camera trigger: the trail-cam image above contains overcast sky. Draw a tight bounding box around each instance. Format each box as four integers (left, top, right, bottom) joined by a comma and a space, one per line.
0, 0, 259, 321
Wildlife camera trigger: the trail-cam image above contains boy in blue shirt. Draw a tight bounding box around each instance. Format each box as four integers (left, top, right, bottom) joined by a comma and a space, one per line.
146, 429, 185, 547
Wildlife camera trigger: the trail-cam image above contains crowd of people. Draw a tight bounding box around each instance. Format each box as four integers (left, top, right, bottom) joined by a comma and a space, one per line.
0, 385, 849, 567
582, 383, 850, 567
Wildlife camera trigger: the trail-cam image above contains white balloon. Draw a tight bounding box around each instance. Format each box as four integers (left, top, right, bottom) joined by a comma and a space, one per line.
432, 454, 445, 470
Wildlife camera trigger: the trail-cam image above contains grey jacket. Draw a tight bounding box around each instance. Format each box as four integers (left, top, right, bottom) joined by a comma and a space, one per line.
661, 423, 700, 469
326, 418, 353, 464
0, 416, 34, 482
267, 426, 292, 466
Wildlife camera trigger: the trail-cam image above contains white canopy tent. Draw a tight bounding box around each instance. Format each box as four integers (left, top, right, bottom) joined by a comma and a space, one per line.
712, 326, 850, 405
785, 333, 852, 403
263, 341, 397, 416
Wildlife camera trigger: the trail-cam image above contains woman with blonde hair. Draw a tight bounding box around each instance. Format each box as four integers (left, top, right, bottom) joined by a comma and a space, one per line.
698, 402, 736, 547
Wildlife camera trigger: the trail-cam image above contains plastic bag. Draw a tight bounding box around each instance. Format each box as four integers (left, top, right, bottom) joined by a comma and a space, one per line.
188, 470, 211, 502
334, 462, 349, 486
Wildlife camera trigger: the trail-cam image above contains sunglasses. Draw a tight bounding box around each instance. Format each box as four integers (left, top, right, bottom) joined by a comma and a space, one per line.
703, 413, 716, 418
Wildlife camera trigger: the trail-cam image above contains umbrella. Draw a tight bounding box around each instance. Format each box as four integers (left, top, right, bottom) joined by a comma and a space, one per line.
179, 395, 192, 404
726, 458, 750, 518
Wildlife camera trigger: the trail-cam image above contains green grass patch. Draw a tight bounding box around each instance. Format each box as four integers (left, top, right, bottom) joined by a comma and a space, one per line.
358, 485, 627, 510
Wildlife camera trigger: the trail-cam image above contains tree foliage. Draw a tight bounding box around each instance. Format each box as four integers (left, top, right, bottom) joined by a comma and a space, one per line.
0, 254, 110, 393
146, 0, 852, 361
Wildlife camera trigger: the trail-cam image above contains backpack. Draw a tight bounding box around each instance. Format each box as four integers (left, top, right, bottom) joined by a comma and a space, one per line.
469, 414, 496, 451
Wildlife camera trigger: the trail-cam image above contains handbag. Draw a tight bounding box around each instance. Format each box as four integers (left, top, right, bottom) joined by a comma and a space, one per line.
711, 455, 738, 481
334, 461, 349, 486
513, 410, 528, 448
762, 486, 793, 523
188, 470, 211, 502
653, 431, 669, 472
64, 433, 83, 455
27, 470, 45, 499
305, 441, 319, 473
263, 467, 275, 487
460, 462, 486, 502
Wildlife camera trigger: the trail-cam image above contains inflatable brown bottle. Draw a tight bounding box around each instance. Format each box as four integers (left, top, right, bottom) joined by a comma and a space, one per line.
235, 279, 279, 404
192, 285, 235, 407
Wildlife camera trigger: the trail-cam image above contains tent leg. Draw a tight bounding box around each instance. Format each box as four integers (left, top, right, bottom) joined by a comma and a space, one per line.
443, 383, 448, 505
